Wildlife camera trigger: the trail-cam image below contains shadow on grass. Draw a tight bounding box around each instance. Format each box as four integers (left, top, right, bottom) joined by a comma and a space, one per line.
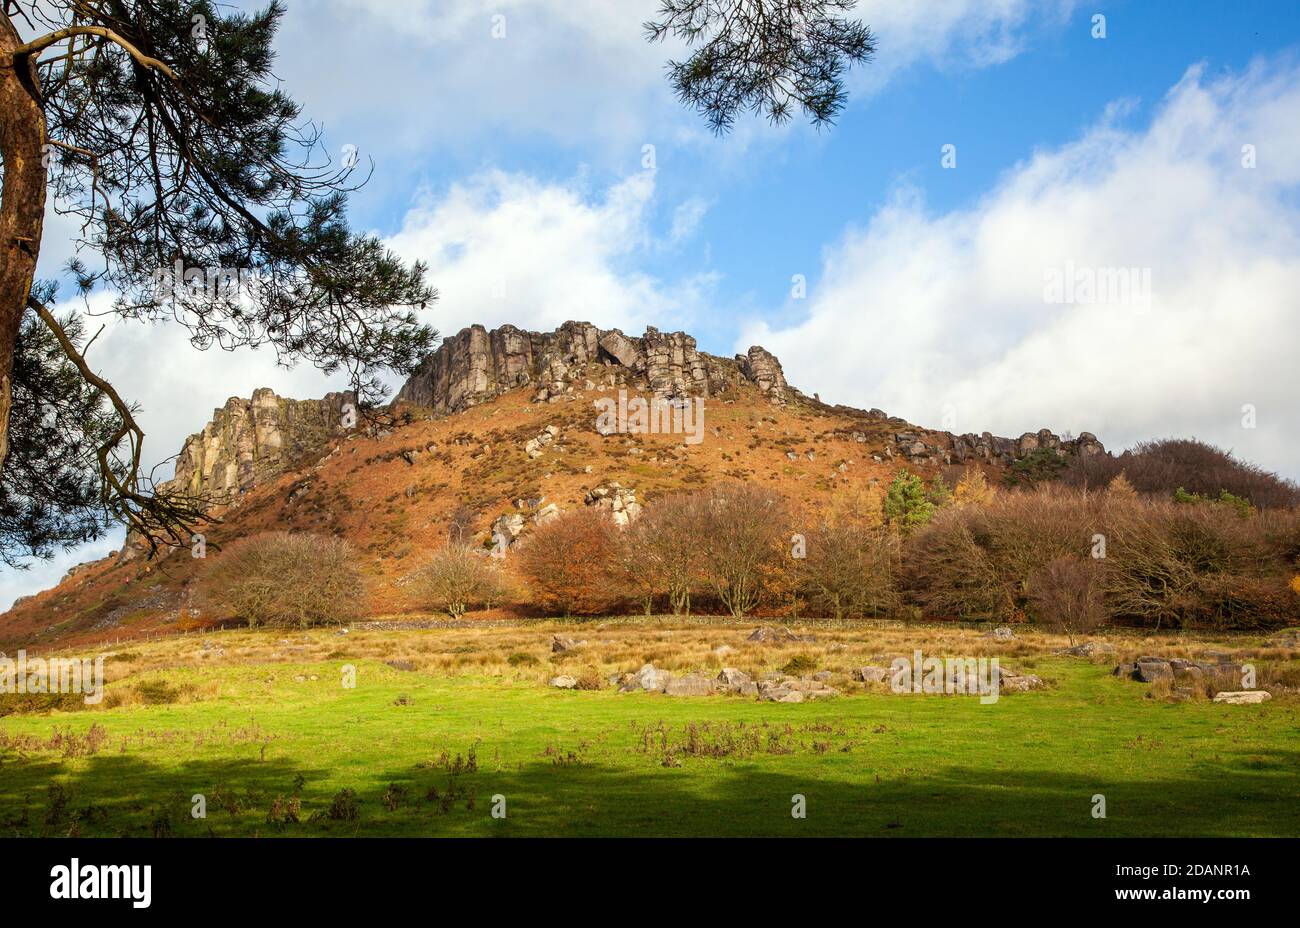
3, 742, 1295, 837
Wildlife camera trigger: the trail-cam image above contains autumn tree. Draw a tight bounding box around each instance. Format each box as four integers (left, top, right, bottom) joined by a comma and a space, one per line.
1027, 556, 1106, 645
410, 543, 508, 619
953, 466, 994, 508
696, 482, 790, 618
516, 508, 622, 617
798, 519, 899, 620
197, 531, 365, 628
0, 1, 436, 561
618, 492, 704, 616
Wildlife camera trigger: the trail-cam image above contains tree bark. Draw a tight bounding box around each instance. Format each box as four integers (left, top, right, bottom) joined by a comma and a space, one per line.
0, 13, 48, 476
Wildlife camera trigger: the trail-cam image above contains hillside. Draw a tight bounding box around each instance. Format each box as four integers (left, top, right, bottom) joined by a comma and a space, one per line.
0, 321, 1103, 650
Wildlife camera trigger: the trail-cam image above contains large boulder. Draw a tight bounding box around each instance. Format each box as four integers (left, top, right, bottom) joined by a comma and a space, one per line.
1213, 690, 1271, 705
717, 667, 758, 696
1060, 641, 1115, 657
551, 636, 586, 653
621, 663, 672, 693
855, 666, 891, 684
1133, 659, 1174, 683
665, 673, 717, 697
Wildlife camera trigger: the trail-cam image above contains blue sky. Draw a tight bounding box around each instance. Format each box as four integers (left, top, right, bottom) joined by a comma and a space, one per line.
9, 0, 1300, 607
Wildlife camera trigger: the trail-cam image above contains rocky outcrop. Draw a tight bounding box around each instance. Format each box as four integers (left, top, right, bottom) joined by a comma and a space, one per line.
583, 482, 642, 526
738, 346, 789, 404
887, 427, 1104, 468
395, 322, 774, 414
161, 388, 353, 501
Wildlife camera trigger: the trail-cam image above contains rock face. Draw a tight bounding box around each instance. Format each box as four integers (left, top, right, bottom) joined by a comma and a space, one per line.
162, 388, 353, 501
888, 427, 1104, 468
395, 322, 777, 414
738, 346, 789, 404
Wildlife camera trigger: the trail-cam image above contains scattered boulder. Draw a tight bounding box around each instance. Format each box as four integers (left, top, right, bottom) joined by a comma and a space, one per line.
524, 425, 560, 459
985, 626, 1015, 641
665, 673, 717, 697
551, 635, 586, 653
620, 663, 672, 693
1060, 641, 1115, 657
716, 667, 758, 696
491, 512, 526, 549
1133, 659, 1174, 683
756, 676, 839, 702
549, 675, 578, 689
1213, 690, 1271, 705
855, 666, 890, 684
533, 503, 561, 524
746, 626, 815, 644
996, 667, 1045, 693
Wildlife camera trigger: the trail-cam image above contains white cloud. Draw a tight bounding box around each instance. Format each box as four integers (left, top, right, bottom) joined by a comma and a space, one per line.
268, 0, 1072, 169
386, 168, 717, 336
743, 59, 1300, 481
850, 0, 1076, 90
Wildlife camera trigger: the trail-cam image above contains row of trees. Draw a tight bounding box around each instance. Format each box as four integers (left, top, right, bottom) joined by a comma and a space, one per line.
499, 473, 1300, 632
195, 464, 1300, 632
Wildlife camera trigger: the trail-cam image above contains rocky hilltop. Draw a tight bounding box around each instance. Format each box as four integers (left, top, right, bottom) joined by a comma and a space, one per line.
4, 319, 1110, 646
160, 322, 1102, 505
394, 321, 790, 412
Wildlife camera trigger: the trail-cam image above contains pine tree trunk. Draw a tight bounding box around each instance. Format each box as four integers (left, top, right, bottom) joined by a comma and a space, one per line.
0, 14, 48, 476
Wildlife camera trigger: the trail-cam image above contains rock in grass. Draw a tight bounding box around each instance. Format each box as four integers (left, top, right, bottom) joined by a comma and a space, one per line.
856, 666, 890, 683
1213, 690, 1271, 705
665, 673, 717, 697
1060, 641, 1115, 657
717, 667, 758, 696
549, 675, 578, 689
996, 667, 1044, 692
551, 635, 586, 653
746, 625, 815, 644
619, 663, 672, 693
1134, 659, 1174, 683
756, 676, 839, 702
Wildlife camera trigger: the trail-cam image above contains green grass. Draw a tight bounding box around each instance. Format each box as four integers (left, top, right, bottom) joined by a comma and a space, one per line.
1, 657, 1297, 837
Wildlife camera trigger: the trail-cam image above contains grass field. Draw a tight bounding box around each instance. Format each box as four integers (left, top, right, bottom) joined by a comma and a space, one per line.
1, 619, 1297, 837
